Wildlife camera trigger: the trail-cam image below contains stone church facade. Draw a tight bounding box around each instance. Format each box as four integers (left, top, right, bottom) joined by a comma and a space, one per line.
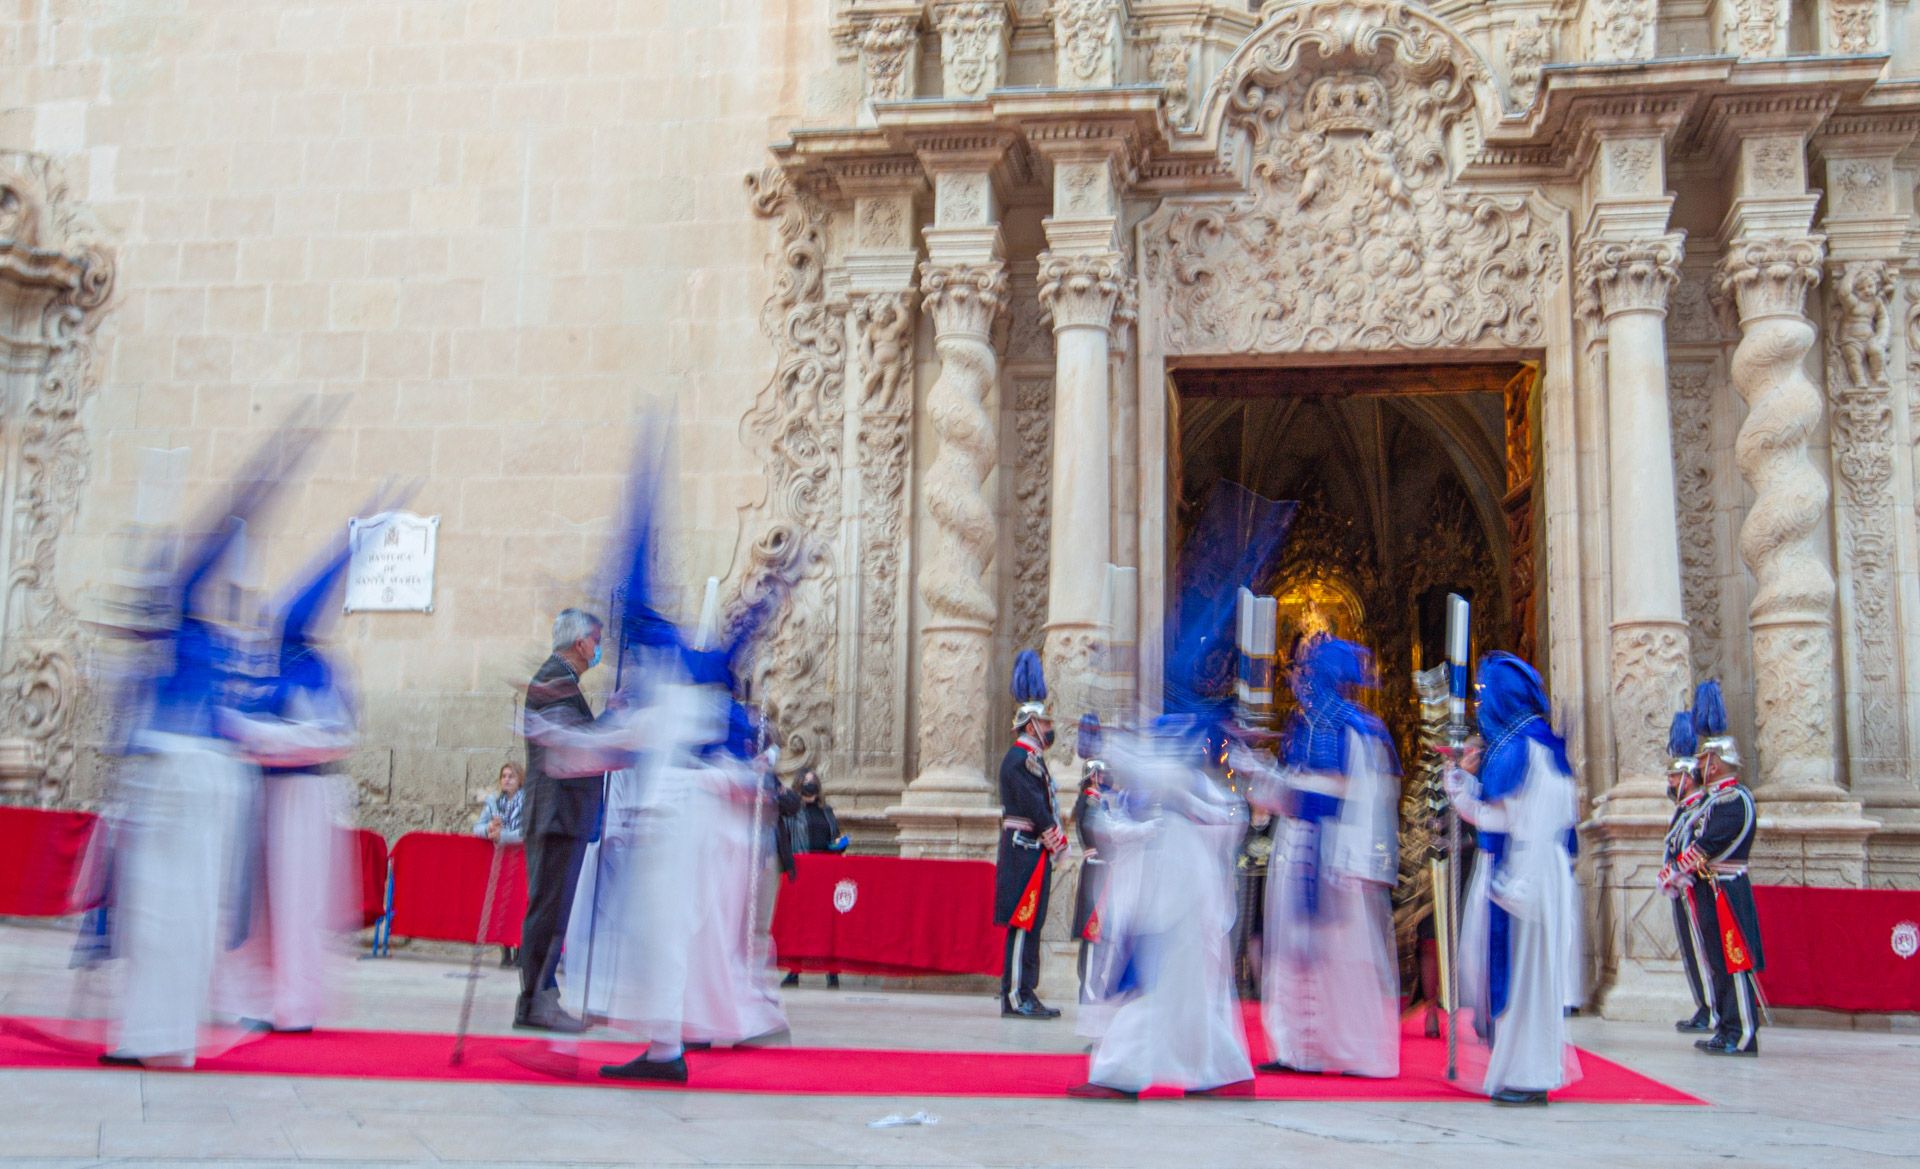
4, 1, 1920, 1014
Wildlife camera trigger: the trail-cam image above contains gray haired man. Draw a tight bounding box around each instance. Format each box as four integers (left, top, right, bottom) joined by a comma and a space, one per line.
513, 608, 606, 1032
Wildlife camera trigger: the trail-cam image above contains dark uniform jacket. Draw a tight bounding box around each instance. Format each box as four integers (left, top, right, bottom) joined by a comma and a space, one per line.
522, 653, 605, 840
992, 737, 1059, 926
1686, 778, 1765, 972
1070, 770, 1108, 940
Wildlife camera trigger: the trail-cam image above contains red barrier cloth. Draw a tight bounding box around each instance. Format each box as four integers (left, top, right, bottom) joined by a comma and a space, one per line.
1751, 885, 1920, 1013
0, 807, 100, 918
771, 853, 1001, 977
352, 829, 389, 929
388, 833, 527, 946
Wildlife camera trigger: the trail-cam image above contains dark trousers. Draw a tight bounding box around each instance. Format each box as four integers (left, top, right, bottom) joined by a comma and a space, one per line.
1671, 896, 1709, 1020
518, 830, 590, 1007
1689, 883, 1759, 1047
1000, 870, 1051, 1004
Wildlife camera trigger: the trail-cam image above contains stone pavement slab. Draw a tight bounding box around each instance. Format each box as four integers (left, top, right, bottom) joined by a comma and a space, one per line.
1, 922, 1916, 1168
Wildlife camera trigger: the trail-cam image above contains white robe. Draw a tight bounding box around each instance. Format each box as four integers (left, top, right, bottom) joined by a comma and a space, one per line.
215, 691, 357, 1031
680, 757, 787, 1044
1456, 740, 1583, 1096
560, 767, 643, 1020
1087, 757, 1253, 1094
110, 731, 248, 1063
1255, 730, 1401, 1078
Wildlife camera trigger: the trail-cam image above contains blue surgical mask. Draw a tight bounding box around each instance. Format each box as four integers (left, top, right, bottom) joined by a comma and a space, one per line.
588, 640, 603, 669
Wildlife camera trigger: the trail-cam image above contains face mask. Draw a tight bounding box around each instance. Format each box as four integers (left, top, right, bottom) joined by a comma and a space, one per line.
1041, 729, 1056, 749
587, 639, 603, 669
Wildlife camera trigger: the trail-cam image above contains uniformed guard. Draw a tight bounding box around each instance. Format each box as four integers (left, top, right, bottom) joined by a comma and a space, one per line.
1069, 713, 1111, 1002
1655, 710, 1714, 1036
994, 649, 1067, 1019
1683, 680, 1765, 1057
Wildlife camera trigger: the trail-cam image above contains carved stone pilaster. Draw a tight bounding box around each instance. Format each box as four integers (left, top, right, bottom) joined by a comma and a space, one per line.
1668, 363, 1725, 682
1011, 377, 1053, 655
934, 2, 1010, 100
851, 290, 919, 773
0, 153, 116, 804
1713, 236, 1843, 799
1576, 235, 1684, 323
1610, 624, 1694, 791
1824, 261, 1907, 785
1050, 0, 1124, 89
912, 259, 1008, 787
737, 169, 848, 776
1037, 250, 1129, 335
1587, 0, 1656, 61
1716, 0, 1788, 56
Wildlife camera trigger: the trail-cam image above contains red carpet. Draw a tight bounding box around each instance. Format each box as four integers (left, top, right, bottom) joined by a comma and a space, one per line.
0, 1012, 1697, 1104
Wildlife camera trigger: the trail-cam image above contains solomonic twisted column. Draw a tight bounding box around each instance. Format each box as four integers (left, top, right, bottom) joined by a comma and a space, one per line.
1714, 236, 1843, 799
1577, 233, 1694, 803
910, 260, 1008, 797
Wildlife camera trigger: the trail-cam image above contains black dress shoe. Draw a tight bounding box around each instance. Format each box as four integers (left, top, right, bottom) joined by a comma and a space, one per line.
1187, 1079, 1256, 1099
1699, 1035, 1758, 1057
1675, 1010, 1712, 1034
780, 972, 800, 988
1491, 1088, 1549, 1106
1002, 999, 1055, 1019
1067, 1081, 1138, 1100
1257, 1060, 1316, 1075
515, 1005, 587, 1034
1020, 995, 1062, 1019
826, 973, 840, 989
600, 1055, 689, 1082
97, 1052, 145, 1068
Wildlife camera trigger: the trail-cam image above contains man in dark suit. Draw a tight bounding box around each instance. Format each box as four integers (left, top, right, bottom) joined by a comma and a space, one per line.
514, 608, 607, 1031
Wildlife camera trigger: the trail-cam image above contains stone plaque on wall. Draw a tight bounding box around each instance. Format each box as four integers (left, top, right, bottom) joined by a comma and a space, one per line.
346, 512, 439, 613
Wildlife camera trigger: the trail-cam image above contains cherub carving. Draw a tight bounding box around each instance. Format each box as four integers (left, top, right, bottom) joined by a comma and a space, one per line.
1834, 262, 1892, 387
856, 294, 916, 411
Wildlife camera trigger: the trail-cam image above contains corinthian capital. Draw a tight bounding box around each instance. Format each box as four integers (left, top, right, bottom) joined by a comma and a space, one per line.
1576, 234, 1685, 322
1714, 236, 1826, 326
921, 261, 1009, 339
1037, 250, 1130, 333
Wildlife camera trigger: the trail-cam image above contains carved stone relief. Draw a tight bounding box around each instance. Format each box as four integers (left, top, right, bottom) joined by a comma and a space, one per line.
1824, 260, 1906, 773
1721, 0, 1786, 56
1669, 363, 1724, 682
1833, 158, 1889, 217
1589, 0, 1657, 61
0, 152, 115, 803
1149, 31, 1194, 125
1829, 0, 1879, 53
1144, 2, 1561, 356
858, 16, 920, 102
1505, 14, 1552, 108
737, 168, 847, 774
852, 291, 919, 765
936, 2, 1009, 99
1051, 0, 1122, 87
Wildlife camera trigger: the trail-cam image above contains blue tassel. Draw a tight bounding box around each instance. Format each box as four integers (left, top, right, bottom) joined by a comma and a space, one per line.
1692, 679, 1728, 739
1010, 648, 1047, 703
1667, 710, 1697, 758
1076, 713, 1102, 759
